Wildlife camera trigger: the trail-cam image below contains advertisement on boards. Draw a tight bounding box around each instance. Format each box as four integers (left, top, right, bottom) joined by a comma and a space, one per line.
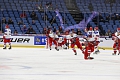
34, 36, 47, 45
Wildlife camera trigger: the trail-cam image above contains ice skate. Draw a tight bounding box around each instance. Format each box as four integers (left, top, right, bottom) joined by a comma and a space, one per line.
55, 47, 59, 51
112, 53, 116, 55
118, 53, 120, 55
63, 47, 67, 50
93, 50, 100, 54
96, 50, 100, 53
93, 51, 98, 54
74, 52, 77, 55
3, 47, 6, 49
8, 46, 11, 49
87, 56, 94, 59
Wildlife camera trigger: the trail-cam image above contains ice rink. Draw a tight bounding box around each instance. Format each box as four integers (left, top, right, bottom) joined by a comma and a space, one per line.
0, 48, 120, 80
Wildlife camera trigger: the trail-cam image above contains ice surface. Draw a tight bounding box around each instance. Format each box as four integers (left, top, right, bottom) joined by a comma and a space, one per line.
0, 48, 120, 80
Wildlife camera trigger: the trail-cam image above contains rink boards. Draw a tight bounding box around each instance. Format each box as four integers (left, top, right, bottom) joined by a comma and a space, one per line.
0, 35, 113, 49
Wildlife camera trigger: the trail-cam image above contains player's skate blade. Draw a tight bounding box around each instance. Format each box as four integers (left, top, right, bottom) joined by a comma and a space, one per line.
85, 57, 94, 60
74, 52, 77, 55
55, 47, 59, 51
8, 47, 11, 49
112, 53, 116, 55
118, 53, 120, 55
3, 47, 6, 49
63, 47, 67, 50
93, 50, 100, 54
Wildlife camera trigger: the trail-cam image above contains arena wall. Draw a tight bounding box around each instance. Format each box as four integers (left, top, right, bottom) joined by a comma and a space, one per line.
0, 36, 113, 49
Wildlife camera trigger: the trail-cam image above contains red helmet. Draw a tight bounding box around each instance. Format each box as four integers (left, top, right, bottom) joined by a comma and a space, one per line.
94, 27, 98, 30
84, 28, 88, 31
117, 28, 120, 32
89, 27, 93, 31
5, 24, 9, 28
65, 30, 69, 35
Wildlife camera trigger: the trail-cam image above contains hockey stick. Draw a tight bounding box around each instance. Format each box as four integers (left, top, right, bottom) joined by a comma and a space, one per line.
105, 36, 112, 40
98, 46, 105, 50
67, 39, 69, 49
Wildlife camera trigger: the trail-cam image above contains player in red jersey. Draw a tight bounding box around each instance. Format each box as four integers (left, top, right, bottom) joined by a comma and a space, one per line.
112, 28, 120, 55
83, 27, 94, 60
48, 29, 59, 51
62, 30, 70, 49
69, 31, 83, 55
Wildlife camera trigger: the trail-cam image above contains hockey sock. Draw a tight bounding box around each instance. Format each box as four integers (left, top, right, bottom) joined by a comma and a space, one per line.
114, 49, 117, 54
72, 48, 76, 53
72, 48, 77, 55
9, 43, 11, 48
84, 51, 89, 59
94, 46, 98, 51
4, 44, 6, 48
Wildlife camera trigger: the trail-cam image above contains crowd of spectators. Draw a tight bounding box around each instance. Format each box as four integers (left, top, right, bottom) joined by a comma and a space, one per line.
30, 11, 38, 20
2, 17, 14, 24
20, 11, 27, 18
93, 13, 120, 22
22, 25, 27, 34
14, 30, 18, 35
26, 26, 36, 34
1, 0, 119, 36
21, 25, 36, 34
36, 1, 53, 11
18, 20, 24, 25
105, 29, 112, 37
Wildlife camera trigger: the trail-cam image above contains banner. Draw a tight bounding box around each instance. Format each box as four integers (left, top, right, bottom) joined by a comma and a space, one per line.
55, 9, 64, 29
0, 36, 34, 45
55, 10, 98, 31
34, 36, 47, 45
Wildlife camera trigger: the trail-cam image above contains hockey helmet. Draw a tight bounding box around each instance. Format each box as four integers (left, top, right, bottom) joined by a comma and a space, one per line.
84, 28, 88, 32
5, 24, 9, 28
89, 27, 93, 31
94, 27, 98, 30
117, 28, 120, 32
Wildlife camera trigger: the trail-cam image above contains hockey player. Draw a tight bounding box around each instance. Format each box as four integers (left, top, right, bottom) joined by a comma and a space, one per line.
58, 36, 64, 48
3, 24, 12, 49
48, 29, 59, 51
56, 30, 64, 49
112, 28, 120, 55
69, 31, 83, 55
93, 27, 100, 54
83, 27, 94, 60
57, 30, 69, 50
62, 30, 70, 49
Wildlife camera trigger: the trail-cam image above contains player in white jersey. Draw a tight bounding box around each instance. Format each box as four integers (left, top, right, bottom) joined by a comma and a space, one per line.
3, 25, 12, 49
48, 30, 59, 51
112, 28, 120, 55
87, 27, 95, 41
82, 27, 94, 60
93, 27, 100, 54
69, 31, 83, 55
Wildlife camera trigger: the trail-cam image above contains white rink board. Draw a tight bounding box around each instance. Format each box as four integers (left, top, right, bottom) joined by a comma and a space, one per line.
0, 36, 34, 45
98, 38, 113, 48
0, 36, 114, 48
